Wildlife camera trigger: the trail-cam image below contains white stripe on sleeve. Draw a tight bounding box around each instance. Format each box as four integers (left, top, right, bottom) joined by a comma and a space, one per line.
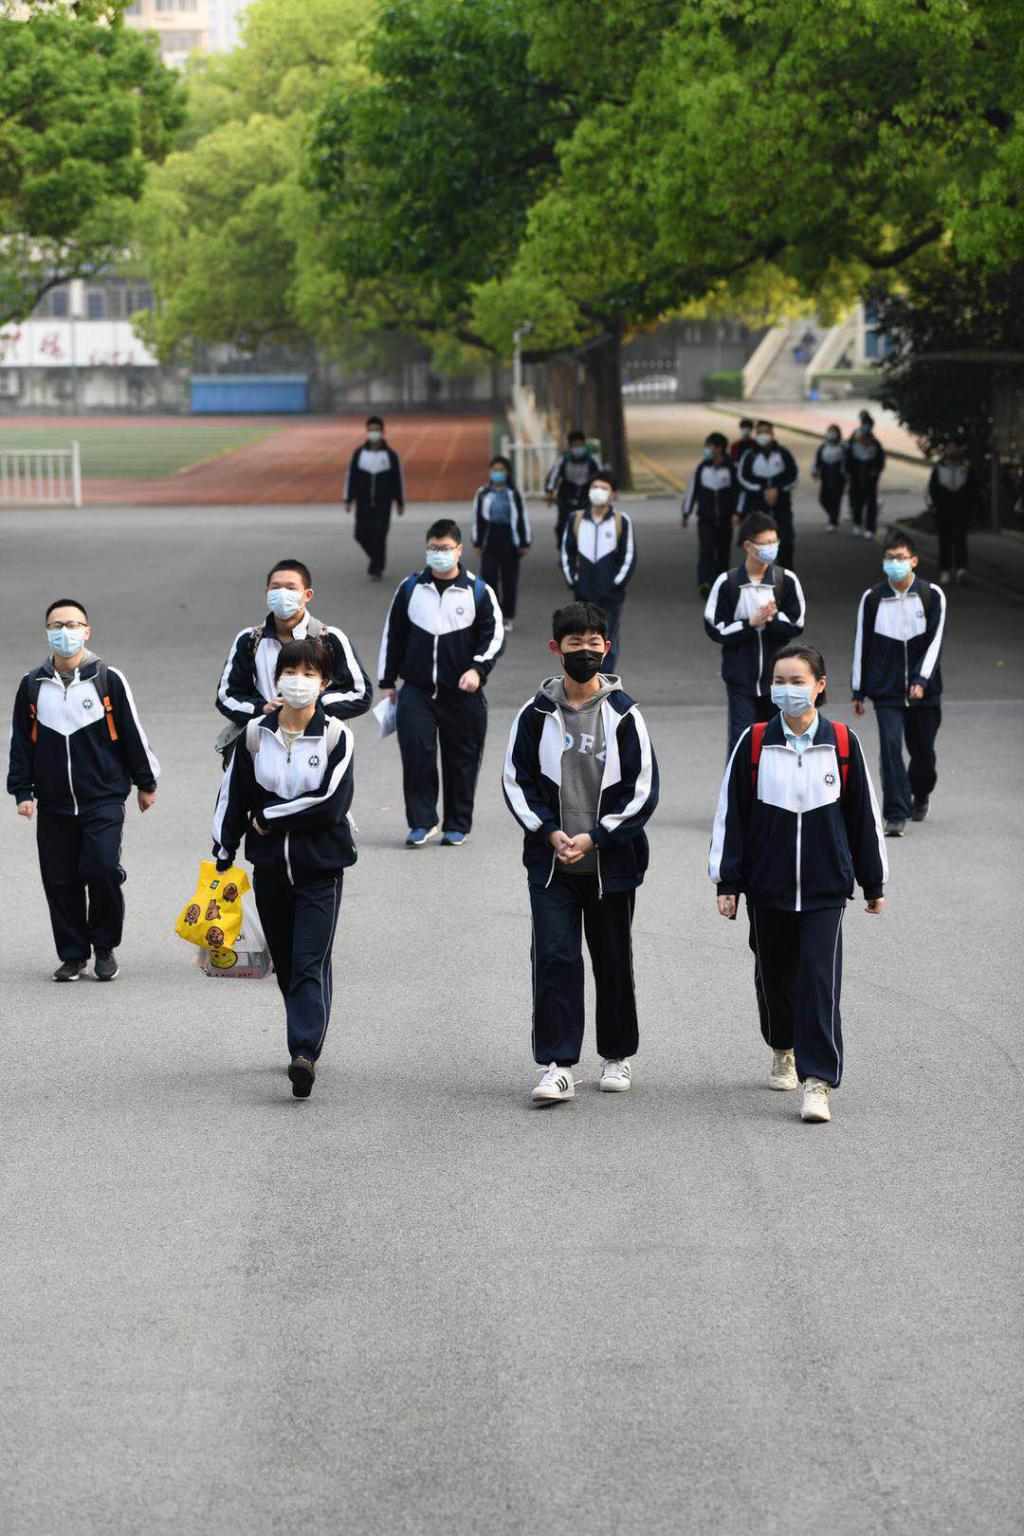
708, 730, 748, 882
109, 667, 161, 781
502, 703, 543, 833
917, 583, 946, 680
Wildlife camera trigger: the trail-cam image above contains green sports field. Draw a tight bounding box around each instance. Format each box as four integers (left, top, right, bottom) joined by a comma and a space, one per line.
0, 419, 288, 480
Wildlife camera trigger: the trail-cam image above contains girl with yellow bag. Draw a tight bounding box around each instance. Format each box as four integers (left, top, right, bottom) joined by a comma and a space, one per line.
211, 637, 357, 1098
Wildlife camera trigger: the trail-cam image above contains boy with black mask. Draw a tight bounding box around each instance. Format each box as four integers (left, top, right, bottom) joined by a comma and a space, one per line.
502, 601, 659, 1105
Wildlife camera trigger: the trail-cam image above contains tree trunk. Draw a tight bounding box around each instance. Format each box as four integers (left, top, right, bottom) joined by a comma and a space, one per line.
582, 322, 631, 488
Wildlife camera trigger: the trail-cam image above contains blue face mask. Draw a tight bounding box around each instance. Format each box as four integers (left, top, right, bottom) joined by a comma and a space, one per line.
703, 446, 714, 461
426, 548, 458, 573
569, 445, 586, 459
267, 587, 303, 620
883, 558, 912, 583
490, 469, 508, 485
48, 626, 85, 657
771, 683, 816, 717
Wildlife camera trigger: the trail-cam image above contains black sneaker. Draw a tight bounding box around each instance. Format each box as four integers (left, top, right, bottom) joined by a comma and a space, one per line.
910, 798, 930, 823
94, 949, 120, 982
288, 1056, 316, 1098
883, 818, 906, 838
54, 959, 88, 982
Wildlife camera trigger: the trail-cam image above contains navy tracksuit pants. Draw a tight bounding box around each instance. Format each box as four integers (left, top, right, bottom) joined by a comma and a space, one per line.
396, 683, 487, 833
479, 527, 521, 621
253, 873, 343, 1062
849, 477, 880, 534
874, 704, 941, 821
748, 903, 845, 1086
697, 511, 734, 588
726, 687, 775, 757
36, 803, 126, 961
353, 500, 392, 576
819, 483, 844, 526
529, 873, 638, 1066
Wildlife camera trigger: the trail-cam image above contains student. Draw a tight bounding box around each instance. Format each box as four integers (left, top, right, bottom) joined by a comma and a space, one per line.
216, 558, 371, 762
471, 455, 531, 632
544, 430, 601, 548
502, 601, 659, 1104
343, 415, 405, 579
213, 638, 355, 1099
737, 420, 799, 568
847, 424, 886, 539
927, 442, 977, 584
7, 599, 160, 982
704, 512, 806, 755
378, 518, 504, 847
709, 643, 887, 1124
561, 470, 636, 673
729, 419, 755, 464
682, 431, 741, 594
811, 425, 847, 531
851, 533, 946, 837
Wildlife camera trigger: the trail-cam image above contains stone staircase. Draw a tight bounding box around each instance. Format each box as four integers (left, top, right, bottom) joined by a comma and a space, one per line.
752, 319, 818, 401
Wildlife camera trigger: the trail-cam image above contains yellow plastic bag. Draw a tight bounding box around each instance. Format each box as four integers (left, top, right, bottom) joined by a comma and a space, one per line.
175, 860, 250, 952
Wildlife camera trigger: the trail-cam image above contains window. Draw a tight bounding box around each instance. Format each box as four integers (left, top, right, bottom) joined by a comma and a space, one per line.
51, 290, 70, 319
124, 2, 142, 13
86, 290, 105, 320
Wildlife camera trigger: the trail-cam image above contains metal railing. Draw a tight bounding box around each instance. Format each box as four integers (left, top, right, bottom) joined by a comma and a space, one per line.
0, 442, 82, 509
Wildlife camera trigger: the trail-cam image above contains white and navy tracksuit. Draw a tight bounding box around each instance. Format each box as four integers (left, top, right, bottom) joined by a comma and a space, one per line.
847, 437, 886, 533
738, 443, 799, 566
560, 508, 636, 671
7, 655, 160, 962
503, 683, 659, 1066
683, 459, 740, 587
344, 440, 405, 576
704, 564, 807, 752
545, 449, 601, 543
927, 462, 977, 572
471, 483, 532, 621
710, 713, 887, 1086
213, 706, 355, 1062
378, 568, 504, 833
812, 442, 847, 526
852, 576, 946, 822
217, 612, 371, 757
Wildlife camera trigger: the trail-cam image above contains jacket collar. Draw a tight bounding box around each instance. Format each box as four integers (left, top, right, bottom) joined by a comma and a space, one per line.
531, 681, 635, 716
260, 610, 318, 638
762, 711, 837, 748
40, 651, 100, 682
415, 567, 471, 589
263, 700, 329, 738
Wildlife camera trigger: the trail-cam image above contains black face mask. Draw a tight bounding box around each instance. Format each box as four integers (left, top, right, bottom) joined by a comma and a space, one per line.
562, 648, 604, 682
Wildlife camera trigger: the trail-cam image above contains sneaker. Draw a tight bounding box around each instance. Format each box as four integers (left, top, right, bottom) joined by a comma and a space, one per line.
955, 568, 968, 585
505, 620, 515, 633
910, 797, 930, 823
599, 1058, 632, 1092
531, 1063, 575, 1103
405, 824, 440, 848
884, 818, 906, 837
288, 1056, 315, 1098
851, 526, 862, 537
801, 1077, 832, 1123
768, 1048, 798, 1091
53, 959, 87, 982
938, 569, 951, 584
825, 523, 837, 534
94, 948, 119, 982
440, 830, 469, 846
863, 530, 876, 541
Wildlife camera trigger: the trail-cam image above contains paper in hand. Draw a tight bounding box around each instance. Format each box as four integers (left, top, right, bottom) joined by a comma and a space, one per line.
373, 695, 398, 739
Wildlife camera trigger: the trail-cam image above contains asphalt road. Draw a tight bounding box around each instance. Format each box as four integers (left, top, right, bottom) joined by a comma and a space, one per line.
1, 485, 1021, 1535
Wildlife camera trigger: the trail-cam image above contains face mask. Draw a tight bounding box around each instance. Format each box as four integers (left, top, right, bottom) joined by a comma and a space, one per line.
426, 548, 457, 573
367, 429, 383, 443
883, 558, 912, 582
49, 626, 85, 657
278, 675, 322, 709
771, 683, 816, 716
490, 469, 508, 485
826, 432, 840, 444
755, 432, 772, 447
589, 487, 611, 507
703, 446, 714, 461
563, 648, 604, 682
570, 445, 586, 459
749, 542, 779, 564
267, 587, 303, 619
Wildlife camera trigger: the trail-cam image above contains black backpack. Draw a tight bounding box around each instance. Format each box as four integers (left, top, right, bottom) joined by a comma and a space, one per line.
862, 578, 934, 637
726, 565, 786, 613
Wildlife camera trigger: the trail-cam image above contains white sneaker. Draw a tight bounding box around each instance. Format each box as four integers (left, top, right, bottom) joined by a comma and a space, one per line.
599, 1058, 632, 1092
955, 568, 968, 585
768, 1049, 798, 1091
938, 570, 951, 584
801, 1077, 832, 1122
825, 523, 837, 534
851, 526, 862, 537
531, 1063, 575, 1103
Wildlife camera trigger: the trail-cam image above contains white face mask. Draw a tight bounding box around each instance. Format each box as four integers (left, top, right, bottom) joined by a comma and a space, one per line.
589, 487, 611, 507
278, 675, 322, 709
267, 587, 303, 620
426, 548, 458, 573
367, 429, 383, 443
755, 432, 772, 447
749, 541, 779, 564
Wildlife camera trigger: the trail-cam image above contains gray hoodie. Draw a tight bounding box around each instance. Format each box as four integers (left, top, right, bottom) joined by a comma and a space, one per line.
540, 673, 620, 874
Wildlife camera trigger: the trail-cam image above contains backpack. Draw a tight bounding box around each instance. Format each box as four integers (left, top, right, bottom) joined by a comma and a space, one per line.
404, 572, 487, 605
862, 578, 934, 637
215, 615, 328, 756
572, 504, 624, 545
750, 719, 850, 799
727, 565, 786, 613
28, 662, 116, 744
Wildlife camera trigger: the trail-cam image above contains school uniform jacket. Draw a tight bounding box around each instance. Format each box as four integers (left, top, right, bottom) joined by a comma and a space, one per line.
847, 438, 886, 487
471, 485, 532, 550
216, 613, 372, 727
7, 655, 160, 815
812, 442, 847, 490
709, 713, 887, 911
378, 568, 504, 695
738, 443, 799, 513
926, 464, 978, 514
544, 450, 601, 504
851, 577, 946, 706
212, 704, 356, 883
343, 442, 404, 509
683, 460, 740, 521
704, 564, 806, 695
561, 508, 636, 604
502, 683, 659, 894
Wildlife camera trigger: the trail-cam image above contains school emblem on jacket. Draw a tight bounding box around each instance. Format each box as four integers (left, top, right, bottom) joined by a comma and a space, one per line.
824, 772, 836, 786
308, 754, 320, 767
82, 698, 93, 710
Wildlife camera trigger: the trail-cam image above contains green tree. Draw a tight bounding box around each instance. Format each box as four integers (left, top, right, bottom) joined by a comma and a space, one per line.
0, 0, 183, 329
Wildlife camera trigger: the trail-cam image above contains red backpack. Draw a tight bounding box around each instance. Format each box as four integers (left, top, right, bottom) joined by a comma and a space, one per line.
750, 719, 850, 797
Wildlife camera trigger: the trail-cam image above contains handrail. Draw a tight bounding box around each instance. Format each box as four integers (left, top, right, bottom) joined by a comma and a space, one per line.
0, 442, 82, 508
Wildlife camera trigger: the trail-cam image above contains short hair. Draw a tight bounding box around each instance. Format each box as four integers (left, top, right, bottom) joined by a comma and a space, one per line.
266, 559, 312, 588
274, 637, 332, 683
366, 415, 384, 428
705, 432, 728, 450
773, 641, 828, 704
427, 517, 461, 544
567, 429, 586, 443
738, 511, 779, 543
589, 468, 618, 492
490, 454, 512, 473
884, 533, 917, 556
825, 423, 842, 435
859, 410, 875, 426
755, 419, 773, 431
552, 600, 609, 642
739, 418, 753, 430
46, 598, 88, 622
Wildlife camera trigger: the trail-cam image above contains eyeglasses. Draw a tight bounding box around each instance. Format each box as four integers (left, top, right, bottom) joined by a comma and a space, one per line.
47, 620, 85, 630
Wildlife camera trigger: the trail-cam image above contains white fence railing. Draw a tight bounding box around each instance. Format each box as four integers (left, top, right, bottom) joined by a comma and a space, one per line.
0, 442, 82, 509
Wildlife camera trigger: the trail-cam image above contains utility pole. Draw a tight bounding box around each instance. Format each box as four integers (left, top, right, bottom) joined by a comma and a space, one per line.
512, 322, 532, 490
